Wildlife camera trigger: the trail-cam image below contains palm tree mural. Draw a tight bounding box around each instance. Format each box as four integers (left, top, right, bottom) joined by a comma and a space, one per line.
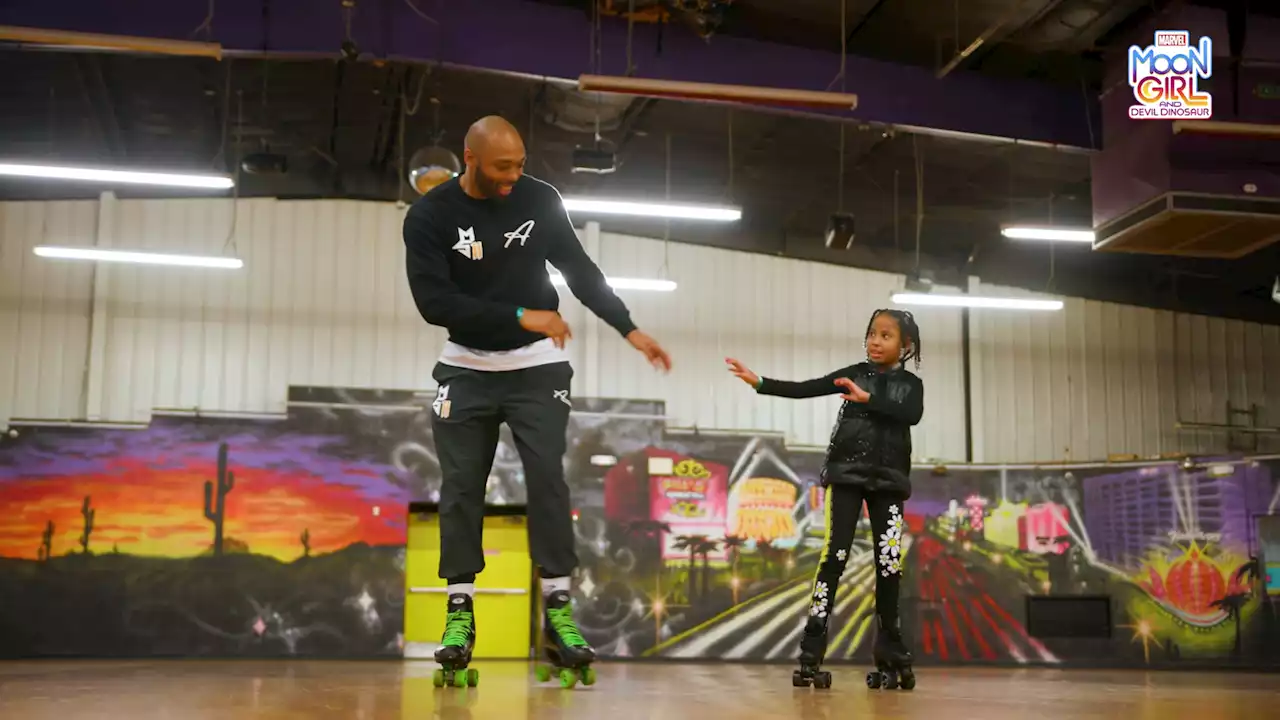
1235, 557, 1262, 587
721, 535, 747, 604
756, 539, 789, 581
1210, 592, 1251, 657
623, 519, 672, 573
671, 534, 708, 603
624, 519, 672, 607
757, 539, 775, 579
693, 536, 721, 600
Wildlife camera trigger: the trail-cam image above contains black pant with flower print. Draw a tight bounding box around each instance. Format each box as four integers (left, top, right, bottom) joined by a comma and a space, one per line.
806, 484, 907, 633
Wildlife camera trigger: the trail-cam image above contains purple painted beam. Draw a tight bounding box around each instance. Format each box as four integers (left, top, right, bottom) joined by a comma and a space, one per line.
0, 0, 1097, 148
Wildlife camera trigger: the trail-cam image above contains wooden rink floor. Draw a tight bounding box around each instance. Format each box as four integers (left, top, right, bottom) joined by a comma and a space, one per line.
1, 660, 1276, 719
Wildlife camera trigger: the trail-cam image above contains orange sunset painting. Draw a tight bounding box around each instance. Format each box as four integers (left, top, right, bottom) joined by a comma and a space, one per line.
0, 416, 410, 658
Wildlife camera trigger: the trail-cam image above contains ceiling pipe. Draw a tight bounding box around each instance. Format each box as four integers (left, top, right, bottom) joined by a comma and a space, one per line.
936, 0, 1049, 78
577, 74, 858, 110
0, 24, 222, 59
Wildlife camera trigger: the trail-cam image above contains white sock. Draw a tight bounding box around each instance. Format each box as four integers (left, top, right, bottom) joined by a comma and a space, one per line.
540, 576, 571, 597
447, 583, 475, 598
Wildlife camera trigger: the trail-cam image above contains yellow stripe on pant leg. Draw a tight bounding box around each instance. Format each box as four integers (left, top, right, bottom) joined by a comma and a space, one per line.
812, 486, 835, 593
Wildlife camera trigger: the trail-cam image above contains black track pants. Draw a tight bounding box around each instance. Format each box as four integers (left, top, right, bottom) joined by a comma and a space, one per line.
430, 361, 577, 580
806, 484, 907, 629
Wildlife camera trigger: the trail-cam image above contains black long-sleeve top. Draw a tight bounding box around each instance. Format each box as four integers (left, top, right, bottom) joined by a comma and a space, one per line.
757, 362, 924, 492
403, 175, 637, 351
757, 363, 924, 425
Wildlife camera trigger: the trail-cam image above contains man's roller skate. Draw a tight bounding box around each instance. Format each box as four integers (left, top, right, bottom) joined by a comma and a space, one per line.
866, 616, 915, 691
533, 590, 597, 689
791, 616, 833, 689
432, 594, 479, 688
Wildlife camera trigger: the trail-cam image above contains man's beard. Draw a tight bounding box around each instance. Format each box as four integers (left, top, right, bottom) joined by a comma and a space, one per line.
475, 171, 509, 201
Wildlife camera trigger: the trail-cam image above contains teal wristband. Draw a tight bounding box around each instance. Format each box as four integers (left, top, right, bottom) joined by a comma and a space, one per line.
754, 377, 764, 390
516, 307, 525, 319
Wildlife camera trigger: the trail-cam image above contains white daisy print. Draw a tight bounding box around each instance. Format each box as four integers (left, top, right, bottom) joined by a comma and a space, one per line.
810, 580, 830, 618
878, 531, 901, 559
836, 548, 847, 562
814, 581, 829, 600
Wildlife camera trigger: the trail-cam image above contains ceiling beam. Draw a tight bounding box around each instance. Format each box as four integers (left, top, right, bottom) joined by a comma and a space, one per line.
0, 0, 1099, 149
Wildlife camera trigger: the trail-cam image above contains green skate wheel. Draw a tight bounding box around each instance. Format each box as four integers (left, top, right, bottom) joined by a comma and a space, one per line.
535, 664, 552, 682
580, 666, 596, 686
432, 669, 445, 688
558, 668, 578, 689
452, 670, 468, 688
466, 668, 480, 687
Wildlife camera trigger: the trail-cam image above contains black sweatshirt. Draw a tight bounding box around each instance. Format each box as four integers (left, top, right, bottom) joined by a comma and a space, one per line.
403, 175, 637, 351
757, 361, 924, 492
757, 363, 924, 426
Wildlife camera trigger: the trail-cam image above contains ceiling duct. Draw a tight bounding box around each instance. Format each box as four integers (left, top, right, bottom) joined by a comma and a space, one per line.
541, 83, 634, 134
1090, 5, 1280, 260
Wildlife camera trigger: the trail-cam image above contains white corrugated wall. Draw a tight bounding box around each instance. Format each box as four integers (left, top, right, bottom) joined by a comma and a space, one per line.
0, 200, 97, 422
968, 280, 1280, 461
578, 231, 968, 462
3, 195, 1277, 463
0, 195, 967, 460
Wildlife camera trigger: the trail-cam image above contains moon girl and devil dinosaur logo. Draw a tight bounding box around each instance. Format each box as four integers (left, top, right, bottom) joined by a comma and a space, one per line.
1128, 30, 1213, 120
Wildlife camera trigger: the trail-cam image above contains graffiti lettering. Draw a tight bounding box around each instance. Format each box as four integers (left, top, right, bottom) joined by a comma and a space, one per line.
730, 509, 796, 543
1166, 530, 1223, 543
669, 501, 707, 519
673, 459, 712, 479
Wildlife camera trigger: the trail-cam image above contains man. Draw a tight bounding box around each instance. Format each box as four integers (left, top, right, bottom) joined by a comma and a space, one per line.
403, 115, 672, 677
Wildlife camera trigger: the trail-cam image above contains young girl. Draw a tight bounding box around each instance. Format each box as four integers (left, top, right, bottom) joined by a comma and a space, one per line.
726, 308, 923, 690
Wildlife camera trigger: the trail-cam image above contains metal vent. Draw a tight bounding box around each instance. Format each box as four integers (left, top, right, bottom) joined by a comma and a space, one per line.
1093, 192, 1280, 259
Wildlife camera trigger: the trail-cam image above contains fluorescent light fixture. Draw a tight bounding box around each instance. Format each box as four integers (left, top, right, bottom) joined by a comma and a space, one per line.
0, 163, 234, 189
892, 292, 1063, 311
34, 246, 244, 269
562, 197, 741, 222
1001, 226, 1094, 243
549, 272, 676, 292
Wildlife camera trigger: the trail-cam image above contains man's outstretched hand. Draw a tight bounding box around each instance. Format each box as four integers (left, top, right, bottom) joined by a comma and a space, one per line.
626, 330, 672, 372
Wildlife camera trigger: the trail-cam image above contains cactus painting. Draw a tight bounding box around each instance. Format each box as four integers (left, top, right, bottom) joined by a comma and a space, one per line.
38, 520, 54, 561
301, 529, 311, 559
203, 443, 236, 557
79, 496, 94, 554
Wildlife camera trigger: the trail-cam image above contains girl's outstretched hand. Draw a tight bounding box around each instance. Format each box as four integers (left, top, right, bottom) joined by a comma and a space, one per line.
725, 358, 760, 387
834, 377, 870, 402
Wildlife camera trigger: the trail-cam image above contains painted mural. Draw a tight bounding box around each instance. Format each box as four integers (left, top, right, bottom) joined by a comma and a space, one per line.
0, 414, 408, 658
1, 385, 1277, 668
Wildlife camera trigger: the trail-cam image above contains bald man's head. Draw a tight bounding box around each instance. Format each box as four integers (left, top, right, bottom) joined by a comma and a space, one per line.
461, 115, 526, 200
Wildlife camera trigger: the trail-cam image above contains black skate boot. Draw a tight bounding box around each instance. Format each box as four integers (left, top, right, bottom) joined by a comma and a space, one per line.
432, 594, 478, 688
867, 615, 915, 691
792, 615, 833, 689
534, 590, 597, 689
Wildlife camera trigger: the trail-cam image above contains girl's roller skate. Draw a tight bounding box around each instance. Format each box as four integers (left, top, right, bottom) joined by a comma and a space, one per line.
533, 590, 597, 689
792, 616, 833, 689
866, 616, 915, 690
432, 594, 479, 688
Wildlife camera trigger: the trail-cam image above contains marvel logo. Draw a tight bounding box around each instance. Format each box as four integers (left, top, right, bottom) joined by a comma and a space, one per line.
1155, 31, 1187, 47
